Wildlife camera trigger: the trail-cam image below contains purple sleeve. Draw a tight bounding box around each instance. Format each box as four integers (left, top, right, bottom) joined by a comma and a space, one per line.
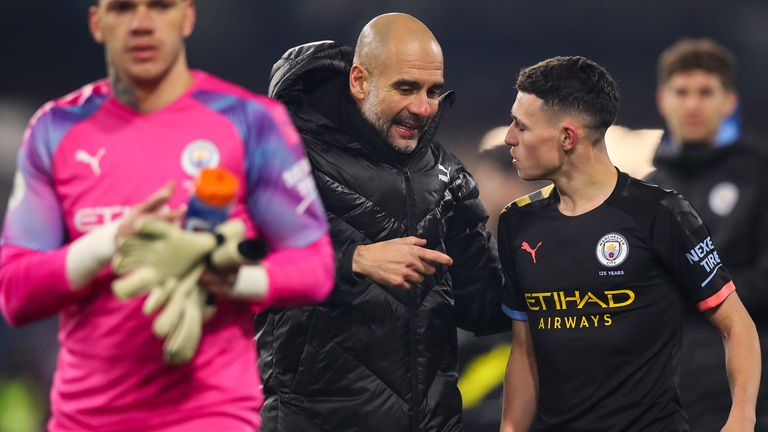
2, 105, 68, 251
244, 101, 328, 250
0, 106, 79, 326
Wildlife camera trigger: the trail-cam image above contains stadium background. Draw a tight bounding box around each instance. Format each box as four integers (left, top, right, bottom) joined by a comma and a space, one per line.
1, 1, 767, 430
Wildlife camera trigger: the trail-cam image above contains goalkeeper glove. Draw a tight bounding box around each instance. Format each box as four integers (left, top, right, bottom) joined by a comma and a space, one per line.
150, 263, 212, 364
111, 218, 245, 299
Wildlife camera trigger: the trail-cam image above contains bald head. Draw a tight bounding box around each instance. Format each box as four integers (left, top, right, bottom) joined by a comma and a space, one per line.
353, 13, 443, 73
349, 13, 445, 154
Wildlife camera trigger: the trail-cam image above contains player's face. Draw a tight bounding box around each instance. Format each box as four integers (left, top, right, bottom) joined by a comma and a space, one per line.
89, 0, 195, 84
657, 70, 736, 144
358, 43, 444, 153
505, 92, 563, 181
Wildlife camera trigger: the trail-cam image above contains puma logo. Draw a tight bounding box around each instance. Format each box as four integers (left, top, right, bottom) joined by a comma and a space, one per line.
521, 241, 542, 264
75, 148, 106, 176
438, 164, 450, 183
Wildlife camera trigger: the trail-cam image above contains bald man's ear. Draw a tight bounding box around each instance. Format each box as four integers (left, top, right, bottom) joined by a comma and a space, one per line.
349, 64, 370, 104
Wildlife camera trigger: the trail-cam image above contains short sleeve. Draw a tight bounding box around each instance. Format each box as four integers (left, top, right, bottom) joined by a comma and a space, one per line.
498, 209, 529, 321
649, 194, 734, 311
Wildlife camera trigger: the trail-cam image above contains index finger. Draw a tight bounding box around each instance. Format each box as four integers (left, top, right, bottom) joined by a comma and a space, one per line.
414, 248, 453, 266
390, 236, 428, 246
138, 182, 175, 213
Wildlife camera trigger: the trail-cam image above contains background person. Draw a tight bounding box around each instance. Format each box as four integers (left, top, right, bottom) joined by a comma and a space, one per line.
646, 37, 768, 431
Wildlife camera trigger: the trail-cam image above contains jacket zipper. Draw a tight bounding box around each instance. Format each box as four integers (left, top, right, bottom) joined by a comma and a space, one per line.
403, 168, 418, 432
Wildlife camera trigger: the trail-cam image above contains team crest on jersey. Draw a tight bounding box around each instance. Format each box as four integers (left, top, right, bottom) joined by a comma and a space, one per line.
181, 139, 220, 177
596, 232, 629, 267
708, 181, 739, 217
8, 171, 26, 210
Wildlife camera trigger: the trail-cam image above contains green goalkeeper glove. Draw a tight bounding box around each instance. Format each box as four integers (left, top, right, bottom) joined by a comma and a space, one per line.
111, 218, 246, 364
149, 263, 214, 365
111, 218, 246, 299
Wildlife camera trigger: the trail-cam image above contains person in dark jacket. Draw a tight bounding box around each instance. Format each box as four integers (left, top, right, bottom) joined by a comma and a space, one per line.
259, 13, 508, 431
645, 38, 768, 431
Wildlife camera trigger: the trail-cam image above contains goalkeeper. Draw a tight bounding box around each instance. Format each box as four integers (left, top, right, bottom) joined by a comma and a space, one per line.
0, 0, 334, 431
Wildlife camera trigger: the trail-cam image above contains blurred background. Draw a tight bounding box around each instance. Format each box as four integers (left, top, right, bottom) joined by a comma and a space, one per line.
1, 0, 767, 430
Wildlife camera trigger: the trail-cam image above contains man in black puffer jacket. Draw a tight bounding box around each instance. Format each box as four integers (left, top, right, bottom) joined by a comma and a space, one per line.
259, 13, 509, 432
645, 38, 768, 431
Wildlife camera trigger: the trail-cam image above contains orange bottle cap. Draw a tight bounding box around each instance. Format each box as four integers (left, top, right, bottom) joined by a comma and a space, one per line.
194, 167, 239, 207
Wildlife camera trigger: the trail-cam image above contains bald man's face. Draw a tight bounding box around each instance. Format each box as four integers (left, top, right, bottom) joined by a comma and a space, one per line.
357, 41, 444, 153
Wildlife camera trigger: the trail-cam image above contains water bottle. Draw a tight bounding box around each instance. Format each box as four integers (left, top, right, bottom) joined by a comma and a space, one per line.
184, 167, 239, 232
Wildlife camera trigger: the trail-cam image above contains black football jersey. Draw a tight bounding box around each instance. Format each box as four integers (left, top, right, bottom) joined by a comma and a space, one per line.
498, 170, 734, 432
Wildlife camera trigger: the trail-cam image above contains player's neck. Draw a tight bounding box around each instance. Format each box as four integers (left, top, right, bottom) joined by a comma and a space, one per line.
110, 56, 194, 114
553, 152, 617, 217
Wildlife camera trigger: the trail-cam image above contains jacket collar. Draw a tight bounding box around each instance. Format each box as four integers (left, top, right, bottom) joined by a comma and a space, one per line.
652, 138, 744, 172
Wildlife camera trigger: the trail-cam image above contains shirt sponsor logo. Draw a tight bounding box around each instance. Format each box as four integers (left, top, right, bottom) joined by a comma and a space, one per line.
73, 205, 129, 232
75, 148, 106, 176
527, 289, 635, 330
708, 181, 739, 217
282, 158, 318, 214
8, 171, 26, 210
525, 289, 635, 311
181, 140, 220, 177
685, 236, 723, 287
596, 232, 629, 267
537, 314, 613, 330
521, 241, 542, 264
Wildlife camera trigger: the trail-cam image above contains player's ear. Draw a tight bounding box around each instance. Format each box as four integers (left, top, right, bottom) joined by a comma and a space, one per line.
182, 0, 196, 38
561, 122, 579, 152
88, 6, 104, 44
723, 89, 738, 118
655, 87, 666, 116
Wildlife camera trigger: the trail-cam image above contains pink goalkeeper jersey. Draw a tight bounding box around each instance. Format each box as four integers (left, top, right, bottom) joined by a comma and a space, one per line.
0, 71, 332, 431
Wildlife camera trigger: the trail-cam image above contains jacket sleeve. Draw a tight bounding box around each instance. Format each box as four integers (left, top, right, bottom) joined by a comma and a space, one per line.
446, 168, 510, 335
302, 137, 373, 302
313, 187, 369, 301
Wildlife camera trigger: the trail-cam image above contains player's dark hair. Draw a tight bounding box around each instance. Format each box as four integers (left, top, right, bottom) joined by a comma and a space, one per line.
516, 56, 620, 134
657, 38, 736, 89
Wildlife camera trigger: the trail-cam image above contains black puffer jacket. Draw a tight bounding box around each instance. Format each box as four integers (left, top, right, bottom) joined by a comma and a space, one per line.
258, 41, 508, 432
